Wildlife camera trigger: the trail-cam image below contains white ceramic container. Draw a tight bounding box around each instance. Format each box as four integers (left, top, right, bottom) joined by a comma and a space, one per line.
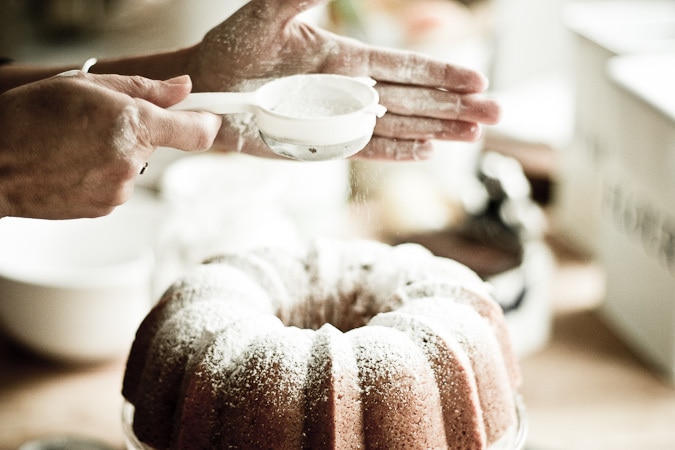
0, 191, 163, 363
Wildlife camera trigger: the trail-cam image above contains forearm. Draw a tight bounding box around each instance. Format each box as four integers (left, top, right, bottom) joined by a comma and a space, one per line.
0, 46, 196, 94
87, 46, 195, 81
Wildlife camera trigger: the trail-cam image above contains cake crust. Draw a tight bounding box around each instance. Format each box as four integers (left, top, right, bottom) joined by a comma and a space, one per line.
122, 238, 521, 449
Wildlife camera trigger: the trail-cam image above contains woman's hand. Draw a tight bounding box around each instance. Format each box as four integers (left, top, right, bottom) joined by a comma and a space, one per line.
187, 0, 501, 160
0, 72, 221, 219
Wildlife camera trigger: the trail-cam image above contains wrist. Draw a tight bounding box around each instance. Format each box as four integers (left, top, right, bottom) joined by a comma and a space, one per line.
0, 194, 10, 219
0, 63, 78, 93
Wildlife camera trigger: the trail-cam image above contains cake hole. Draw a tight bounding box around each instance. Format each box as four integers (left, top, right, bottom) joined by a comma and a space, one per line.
283, 294, 401, 333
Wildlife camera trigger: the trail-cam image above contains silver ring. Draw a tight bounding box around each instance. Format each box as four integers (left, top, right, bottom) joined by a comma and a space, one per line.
139, 162, 149, 175
81, 58, 97, 73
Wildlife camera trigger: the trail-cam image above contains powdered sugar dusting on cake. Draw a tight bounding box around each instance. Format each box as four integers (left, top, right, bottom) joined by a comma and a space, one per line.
152, 300, 255, 369
304, 323, 366, 448
206, 251, 294, 321
349, 325, 448, 448
397, 286, 521, 389
369, 309, 490, 448
155, 263, 276, 325
123, 237, 521, 449
350, 325, 425, 383
396, 298, 517, 444
198, 316, 284, 383
230, 327, 314, 395
309, 324, 356, 374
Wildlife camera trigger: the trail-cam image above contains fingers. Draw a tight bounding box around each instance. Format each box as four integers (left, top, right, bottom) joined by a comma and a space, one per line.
377, 82, 501, 125
346, 42, 488, 94
89, 73, 193, 108
353, 138, 435, 161
295, 22, 488, 94
83, 73, 222, 152
135, 99, 223, 152
375, 114, 482, 142
370, 81, 500, 144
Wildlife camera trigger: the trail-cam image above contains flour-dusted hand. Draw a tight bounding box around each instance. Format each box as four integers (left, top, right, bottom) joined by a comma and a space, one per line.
0, 73, 221, 219
186, 0, 501, 160
0, 0, 499, 219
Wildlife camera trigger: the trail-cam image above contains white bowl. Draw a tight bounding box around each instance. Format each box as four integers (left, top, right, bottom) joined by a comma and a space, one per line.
0, 191, 163, 363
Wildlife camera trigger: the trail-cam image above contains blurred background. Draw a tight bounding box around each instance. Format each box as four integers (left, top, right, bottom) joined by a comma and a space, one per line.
0, 0, 674, 449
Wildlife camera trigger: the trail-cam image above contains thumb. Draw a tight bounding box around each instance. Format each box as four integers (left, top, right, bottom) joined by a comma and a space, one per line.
90, 73, 193, 108
256, 0, 328, 21
90, 73, 221, 151
136, 99, 223, 152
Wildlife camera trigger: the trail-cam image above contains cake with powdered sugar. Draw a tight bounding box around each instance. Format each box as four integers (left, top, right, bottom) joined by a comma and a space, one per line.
122, 238, 522, 449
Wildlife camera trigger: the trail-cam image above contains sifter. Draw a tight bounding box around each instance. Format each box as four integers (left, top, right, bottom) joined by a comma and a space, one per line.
171, 74, 387, 161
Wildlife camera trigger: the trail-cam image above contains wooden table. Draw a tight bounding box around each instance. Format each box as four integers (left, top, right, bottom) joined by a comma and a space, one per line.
0, 346, 127, 449
519, 242, 675, 450
2, 242, 675, 450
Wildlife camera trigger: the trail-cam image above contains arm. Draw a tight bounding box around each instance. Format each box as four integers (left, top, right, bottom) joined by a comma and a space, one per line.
0, 49, 193, 94
1, 0, 499, 219
2, 0, 500, 161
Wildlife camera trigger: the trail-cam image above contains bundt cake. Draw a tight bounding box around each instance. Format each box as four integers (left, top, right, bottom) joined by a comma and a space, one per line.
122, 238, 522, 449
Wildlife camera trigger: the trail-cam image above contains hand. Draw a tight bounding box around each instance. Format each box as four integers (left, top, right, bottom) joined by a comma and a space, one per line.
187, 0, 501, 160
0, 72, 221, 219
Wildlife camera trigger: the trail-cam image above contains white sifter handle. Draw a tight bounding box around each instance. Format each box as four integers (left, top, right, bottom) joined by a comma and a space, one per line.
170, 92, 258, 115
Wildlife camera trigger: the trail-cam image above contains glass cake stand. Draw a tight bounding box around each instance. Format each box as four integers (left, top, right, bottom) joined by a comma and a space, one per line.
123, 395, 528, 449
